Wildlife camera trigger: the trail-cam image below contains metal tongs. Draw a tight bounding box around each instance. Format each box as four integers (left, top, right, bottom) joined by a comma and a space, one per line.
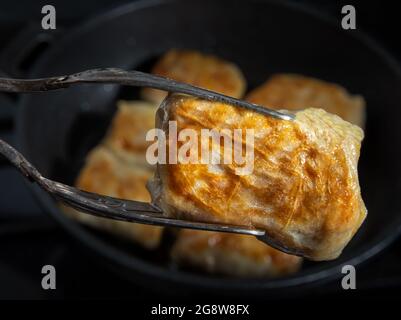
0, 68, 297, 253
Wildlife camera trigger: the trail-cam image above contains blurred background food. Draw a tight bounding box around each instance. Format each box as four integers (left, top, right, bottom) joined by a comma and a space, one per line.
141, 49, 246, 104
246, 74, 365, 128
172, 230, 302, 277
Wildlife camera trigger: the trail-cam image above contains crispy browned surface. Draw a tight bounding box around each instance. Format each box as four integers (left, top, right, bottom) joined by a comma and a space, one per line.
142, 49, 246, 104
246, 74, 365, 128
150, 94, 367, 261
103, 100, 158, 169
172, 230, 302, 277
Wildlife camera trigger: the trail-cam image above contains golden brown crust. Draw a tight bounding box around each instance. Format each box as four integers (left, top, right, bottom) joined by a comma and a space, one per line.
142, 49, 246, 104
65, 146, 163, 249
246, 74, 365, 128
150, 94, 367, 260
172, 230, 302, 277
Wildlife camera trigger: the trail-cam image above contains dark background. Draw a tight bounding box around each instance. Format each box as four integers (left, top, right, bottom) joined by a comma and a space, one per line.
1, 0, 401, 300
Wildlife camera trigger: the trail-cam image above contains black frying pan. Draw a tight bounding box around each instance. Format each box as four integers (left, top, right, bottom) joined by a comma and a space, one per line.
9, 0, 401, 296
